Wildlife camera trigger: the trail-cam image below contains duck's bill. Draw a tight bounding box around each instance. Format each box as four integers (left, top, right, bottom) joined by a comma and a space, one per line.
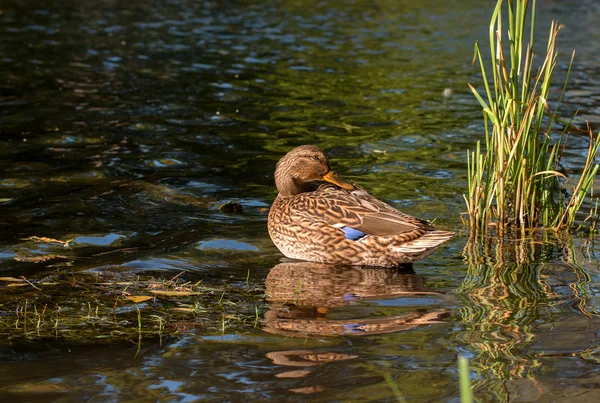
321, 170, 355, 191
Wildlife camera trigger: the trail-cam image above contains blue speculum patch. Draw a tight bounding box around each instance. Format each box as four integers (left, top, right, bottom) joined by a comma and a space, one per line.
341, 226, 367, 241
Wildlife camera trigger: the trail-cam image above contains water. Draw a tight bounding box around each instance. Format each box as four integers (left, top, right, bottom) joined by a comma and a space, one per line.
2, 0, 600, 401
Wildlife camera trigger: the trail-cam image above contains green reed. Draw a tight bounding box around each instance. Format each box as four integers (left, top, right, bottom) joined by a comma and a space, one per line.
465, 0, 600, 233
458, 356, 474, 403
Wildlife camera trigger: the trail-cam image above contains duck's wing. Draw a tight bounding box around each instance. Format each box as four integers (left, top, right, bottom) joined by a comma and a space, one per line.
293, 185, 435, 237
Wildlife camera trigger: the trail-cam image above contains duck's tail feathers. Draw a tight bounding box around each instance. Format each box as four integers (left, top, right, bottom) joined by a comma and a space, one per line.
393, 230, 455, 257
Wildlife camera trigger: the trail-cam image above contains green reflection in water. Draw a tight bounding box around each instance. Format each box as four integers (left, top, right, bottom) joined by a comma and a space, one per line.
458, 233, 598, 401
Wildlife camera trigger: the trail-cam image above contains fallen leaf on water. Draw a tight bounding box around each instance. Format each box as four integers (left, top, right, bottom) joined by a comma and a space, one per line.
6, 283, 29, 287
0, 277, 24, 282
124, 295, 153, 303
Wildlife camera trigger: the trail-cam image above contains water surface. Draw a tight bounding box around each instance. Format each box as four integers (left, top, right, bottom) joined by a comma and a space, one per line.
2, 0, 600, 401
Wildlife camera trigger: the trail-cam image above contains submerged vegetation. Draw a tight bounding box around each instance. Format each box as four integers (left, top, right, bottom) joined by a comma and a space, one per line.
0, 268, 265, 345
465, 0, 600, 233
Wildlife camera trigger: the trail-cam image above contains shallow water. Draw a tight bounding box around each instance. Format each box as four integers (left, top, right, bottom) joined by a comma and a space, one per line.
2, 0, 600, 401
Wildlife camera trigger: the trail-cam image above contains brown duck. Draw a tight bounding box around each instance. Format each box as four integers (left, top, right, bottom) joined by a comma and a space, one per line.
267, 145, 455, 266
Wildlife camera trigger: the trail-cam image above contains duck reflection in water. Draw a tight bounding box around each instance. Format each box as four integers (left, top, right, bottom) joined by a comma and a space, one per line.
263, 260, 450, 338
263, 261, 450, 393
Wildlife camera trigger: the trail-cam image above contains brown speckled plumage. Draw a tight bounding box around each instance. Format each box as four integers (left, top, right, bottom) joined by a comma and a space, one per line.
268, 145, 455, 266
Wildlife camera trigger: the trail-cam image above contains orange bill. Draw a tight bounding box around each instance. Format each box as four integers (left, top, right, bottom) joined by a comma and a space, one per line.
321, 170, 355, 191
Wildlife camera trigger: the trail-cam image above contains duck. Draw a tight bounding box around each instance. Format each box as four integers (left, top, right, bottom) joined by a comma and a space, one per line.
267, 145, 455, 267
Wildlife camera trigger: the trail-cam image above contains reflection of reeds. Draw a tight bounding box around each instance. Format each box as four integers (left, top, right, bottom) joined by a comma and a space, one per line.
465, 0, 599, 233
459, 232, 595, 397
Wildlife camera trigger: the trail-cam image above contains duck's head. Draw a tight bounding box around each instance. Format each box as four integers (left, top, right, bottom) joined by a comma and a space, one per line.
274, 145, 356, 196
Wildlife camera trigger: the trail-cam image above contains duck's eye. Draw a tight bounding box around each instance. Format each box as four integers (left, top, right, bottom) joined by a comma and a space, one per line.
309, 155, 320, 162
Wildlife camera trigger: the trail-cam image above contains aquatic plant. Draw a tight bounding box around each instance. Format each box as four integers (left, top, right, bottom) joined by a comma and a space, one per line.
0, 270, 265, 345
458, 355, 474, 403
465, 0, 600, 233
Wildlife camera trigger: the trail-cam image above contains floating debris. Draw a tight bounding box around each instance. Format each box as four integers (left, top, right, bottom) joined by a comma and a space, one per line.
21, 236, 73, 248
218, 202, 244, 213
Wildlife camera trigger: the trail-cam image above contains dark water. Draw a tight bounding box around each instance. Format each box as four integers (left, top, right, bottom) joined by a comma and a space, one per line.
2, 0, 600, 401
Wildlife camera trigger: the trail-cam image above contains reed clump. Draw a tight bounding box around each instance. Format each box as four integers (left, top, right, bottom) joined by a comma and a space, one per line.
465, 0, 600, 234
